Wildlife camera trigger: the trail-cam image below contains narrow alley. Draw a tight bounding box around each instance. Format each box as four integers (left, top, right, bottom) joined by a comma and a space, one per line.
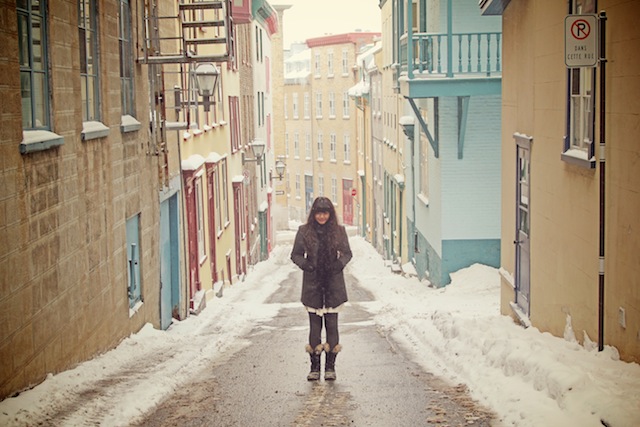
134, 269, 495, 427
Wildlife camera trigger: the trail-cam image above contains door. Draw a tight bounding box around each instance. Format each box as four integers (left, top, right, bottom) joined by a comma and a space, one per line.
183, 173, 200, 308
126, 214, 141, 309
259, 210, 268, 261
514, 133, 532, 316
159, 198, 177, 329
304, 174, 314, 215
232, 182, 244, 276
342, 179, 353, 225
206, 164, 218, 283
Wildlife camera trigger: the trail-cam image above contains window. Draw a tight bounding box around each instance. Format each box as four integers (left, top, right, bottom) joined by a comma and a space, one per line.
119, 0, 134, 117
221, 158, 230, 226
294, 132, 300, 158
18, 0, 50, 130
317, 131, 323, 160
214, 71, 224, 124
314, 53, 321, 77
195, 177, 206, 261
342, 92, 350, 118
303, 92, 310, 119
284, 94, 288, 119
329, 92, 336, 117
327, 51, 334, 77
331, 177, 337, 203
419, 100, 437, 202
256, 91, 265, 127
285, 132, 289, 157
343, 134, 350, 163
342, 49, 349, 75
229, 96, 240, 152
315, 92, 322, 118
295, 174, 301, 198
318, 176, 324, 196
305, 132, 312, 159
79, 0, 100, 121
563, 0, 596, 168
260, 92, 265, 126
330, 133, 337, 161
214, 166, 223, 234
292, 92, 299, 119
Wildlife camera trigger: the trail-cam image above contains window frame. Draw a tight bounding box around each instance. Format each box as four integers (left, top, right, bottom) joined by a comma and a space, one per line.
317, 131, 323, 160
562, 0, 597, 169
315, 92, 322, 118
18, 0, 50, 131
118, 0, 135, 118
78, 0, 101, 122
330, 133, 337, 162
343, 134, 350, 163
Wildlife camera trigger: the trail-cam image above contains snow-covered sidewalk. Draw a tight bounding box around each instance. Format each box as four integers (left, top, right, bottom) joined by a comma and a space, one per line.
1, 235, 639, 427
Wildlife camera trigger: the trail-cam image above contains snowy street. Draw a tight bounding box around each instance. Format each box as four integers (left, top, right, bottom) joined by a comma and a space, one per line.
0, 233, 639, 426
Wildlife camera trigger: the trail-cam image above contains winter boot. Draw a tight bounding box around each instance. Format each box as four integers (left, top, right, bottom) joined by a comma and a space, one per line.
323, 343, 342, 381
305, 344, 323, 381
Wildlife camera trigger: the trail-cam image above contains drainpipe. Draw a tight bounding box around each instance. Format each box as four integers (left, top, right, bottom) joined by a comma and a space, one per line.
597, 11, 607, 352
447, 0, 453, 77
400, 116, 415, 262
398, 181, 404, 263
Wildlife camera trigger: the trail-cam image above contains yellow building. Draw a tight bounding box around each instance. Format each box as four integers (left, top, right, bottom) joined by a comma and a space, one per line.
483, 0, 640, 361
283, 33, 380, 224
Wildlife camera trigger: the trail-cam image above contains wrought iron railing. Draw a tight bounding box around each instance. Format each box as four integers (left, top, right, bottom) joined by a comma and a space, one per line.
399, 31, 501, 78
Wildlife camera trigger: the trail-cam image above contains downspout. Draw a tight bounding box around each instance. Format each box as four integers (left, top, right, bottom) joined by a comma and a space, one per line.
410, 129, 416, 258
407, 0, 413, 79
597, 11, 607, 352
447, 0, 453, 77
398, 181, 404, 263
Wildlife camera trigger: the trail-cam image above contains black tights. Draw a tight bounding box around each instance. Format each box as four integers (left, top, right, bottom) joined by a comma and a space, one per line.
308, 312, 339, 350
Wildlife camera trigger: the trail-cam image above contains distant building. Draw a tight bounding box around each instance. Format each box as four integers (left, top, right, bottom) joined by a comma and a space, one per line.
282, 32, 380, 224
376, 0, 502, 285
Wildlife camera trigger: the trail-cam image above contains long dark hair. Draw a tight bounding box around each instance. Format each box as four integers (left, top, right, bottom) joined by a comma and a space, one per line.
306, 196, 339, 226
305, 196, 341, 254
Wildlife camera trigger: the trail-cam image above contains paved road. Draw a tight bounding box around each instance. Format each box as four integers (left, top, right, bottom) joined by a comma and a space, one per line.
136, 269, 496, 427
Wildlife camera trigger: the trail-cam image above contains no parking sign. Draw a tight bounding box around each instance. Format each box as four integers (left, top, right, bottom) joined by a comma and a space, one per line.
565, 14, 598, 67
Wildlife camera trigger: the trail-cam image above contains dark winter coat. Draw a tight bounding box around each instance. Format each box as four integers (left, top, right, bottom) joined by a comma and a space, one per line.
290, 223, 352, 309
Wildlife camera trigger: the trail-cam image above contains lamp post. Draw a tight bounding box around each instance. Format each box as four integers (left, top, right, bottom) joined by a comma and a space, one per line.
242, 139, 266, 165
275, 159, 286, 180
194, 63, 220, 112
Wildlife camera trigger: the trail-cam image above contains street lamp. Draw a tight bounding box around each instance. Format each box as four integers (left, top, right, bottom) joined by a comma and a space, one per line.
275, 159, 286, 180
242, 139, 266, 165
194, 63, 220, 112
399, 115, 415, 141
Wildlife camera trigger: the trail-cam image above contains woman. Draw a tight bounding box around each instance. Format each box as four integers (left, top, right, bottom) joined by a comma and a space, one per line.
291, 196, 353, 381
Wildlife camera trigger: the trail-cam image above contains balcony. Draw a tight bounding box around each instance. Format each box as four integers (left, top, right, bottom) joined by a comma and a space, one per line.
397, 30, 502, 98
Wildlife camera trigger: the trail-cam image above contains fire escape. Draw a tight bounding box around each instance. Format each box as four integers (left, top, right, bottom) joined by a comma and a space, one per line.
139, 0, 234, 186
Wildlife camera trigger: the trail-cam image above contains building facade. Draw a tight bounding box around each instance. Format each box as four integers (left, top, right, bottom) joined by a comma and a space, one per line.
1, 0, 189, 399
380, 0, 503, 285
1, 0, 279, 400
283, 32, 380, 224
482, 0, 640, 362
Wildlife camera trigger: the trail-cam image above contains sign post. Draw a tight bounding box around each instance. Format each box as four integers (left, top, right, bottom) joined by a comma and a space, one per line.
565, 14, 598, 67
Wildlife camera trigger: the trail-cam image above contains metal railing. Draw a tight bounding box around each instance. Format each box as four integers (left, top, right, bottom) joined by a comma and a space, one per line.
399, 31, 501, 78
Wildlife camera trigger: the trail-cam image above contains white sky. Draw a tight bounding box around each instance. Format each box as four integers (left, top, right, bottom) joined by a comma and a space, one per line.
273, 0, 382, 48
1, 227, 639, 426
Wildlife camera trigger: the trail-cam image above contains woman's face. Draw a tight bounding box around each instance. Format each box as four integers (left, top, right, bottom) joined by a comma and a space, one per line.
314, 211, 330, 225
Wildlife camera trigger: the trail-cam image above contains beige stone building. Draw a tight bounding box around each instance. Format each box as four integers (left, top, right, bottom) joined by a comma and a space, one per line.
1, 0, 185, 399
283, 32, 380, 224
0, 0, 279, 400
483, 0, 640, 361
